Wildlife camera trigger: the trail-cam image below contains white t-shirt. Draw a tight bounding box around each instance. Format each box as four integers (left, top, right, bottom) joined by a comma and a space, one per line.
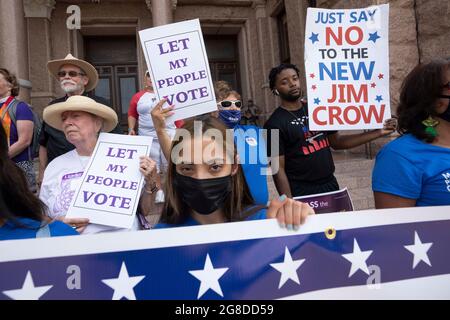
137, 91, 176, 137
39, 149, 140, 234
137, 91, 176, 172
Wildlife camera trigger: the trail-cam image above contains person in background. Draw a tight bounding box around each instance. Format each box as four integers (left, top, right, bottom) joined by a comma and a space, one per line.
39, 95, 158, 234
142, 116, 314, 230
38, 54, 122, 188
128, 70, 177, 203
241, 99, 260, 126
0, 124, 77, 240
264, 63, 397, 198
150, 81, 270, 205
0, 68, 36, 193
372, 59, 450, 208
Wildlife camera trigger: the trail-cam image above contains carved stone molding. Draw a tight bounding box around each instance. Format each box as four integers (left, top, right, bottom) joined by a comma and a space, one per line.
23, 0, 56, 19
146, 0, 178, 12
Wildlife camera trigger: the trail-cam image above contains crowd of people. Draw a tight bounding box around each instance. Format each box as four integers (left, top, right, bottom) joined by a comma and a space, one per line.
0, 53, 449, 240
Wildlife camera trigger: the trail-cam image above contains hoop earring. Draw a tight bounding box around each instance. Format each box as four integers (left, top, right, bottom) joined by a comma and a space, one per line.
422, 116, 439, 137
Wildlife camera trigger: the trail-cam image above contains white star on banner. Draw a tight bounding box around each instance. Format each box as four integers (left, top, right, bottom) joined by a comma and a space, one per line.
404, 231, 433, 269
102, 262, 145, 300
270, 246, 305, 289
2, 271, 52, 300
342, 238, 373, 278
189, 253, 229, 299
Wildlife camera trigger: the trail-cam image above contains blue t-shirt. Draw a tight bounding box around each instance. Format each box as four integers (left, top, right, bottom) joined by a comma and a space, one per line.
153, 208, 267, 229
0, 218, 79, 240
234, 125, 269, 205
372, 134, 450, 206
5, 101, 34, 163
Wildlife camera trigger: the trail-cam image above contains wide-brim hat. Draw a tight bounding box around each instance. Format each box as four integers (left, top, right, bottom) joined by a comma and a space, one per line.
47, 53, 99, 92
43, 95, 118, 132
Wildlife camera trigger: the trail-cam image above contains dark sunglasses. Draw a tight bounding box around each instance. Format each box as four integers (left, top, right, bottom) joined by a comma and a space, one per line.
218, 100, 242, 109
443, 82, 450, 90
57, 71, 86, 78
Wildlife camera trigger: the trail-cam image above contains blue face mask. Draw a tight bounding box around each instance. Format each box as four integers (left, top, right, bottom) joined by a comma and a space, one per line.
219, 110, 241, 128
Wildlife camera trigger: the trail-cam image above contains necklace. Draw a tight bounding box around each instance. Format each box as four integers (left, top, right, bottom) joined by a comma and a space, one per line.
282, 106, 308, 128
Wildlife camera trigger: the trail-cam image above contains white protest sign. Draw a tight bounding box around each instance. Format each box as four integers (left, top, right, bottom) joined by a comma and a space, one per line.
305, 4, 391, 130
66, 133, 153, 229
139, 19, 216, 122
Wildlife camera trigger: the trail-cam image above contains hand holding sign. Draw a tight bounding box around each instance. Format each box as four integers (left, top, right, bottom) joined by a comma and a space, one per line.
266, 195, 315, 230
139, 19, 217, 122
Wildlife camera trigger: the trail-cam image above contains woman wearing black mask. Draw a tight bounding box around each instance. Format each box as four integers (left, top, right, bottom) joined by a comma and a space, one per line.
145, 116, 314, 229
372, 59, 450, 208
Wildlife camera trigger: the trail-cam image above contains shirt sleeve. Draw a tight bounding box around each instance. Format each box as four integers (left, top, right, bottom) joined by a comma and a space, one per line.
39, 121, 48, 146
14, 102, 33, 122
128, 92, 141, 119
372, 148, 422, 200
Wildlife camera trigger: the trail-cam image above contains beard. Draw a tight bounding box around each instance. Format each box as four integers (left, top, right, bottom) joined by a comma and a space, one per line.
279, 90, 301, 102
61, 80, 84, 94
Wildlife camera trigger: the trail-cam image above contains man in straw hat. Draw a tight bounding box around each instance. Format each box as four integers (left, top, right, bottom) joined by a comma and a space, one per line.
39, 95, 159, 234
38, 54, 122, 186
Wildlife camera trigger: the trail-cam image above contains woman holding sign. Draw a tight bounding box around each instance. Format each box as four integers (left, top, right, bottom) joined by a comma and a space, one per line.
0, 125, 77, 240
372, 59, 450, 207
39, 96, 159, 233
141, 116, 314, 229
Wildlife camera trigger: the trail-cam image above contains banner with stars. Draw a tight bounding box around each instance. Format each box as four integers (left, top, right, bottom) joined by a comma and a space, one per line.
1, 206, 450, 300
304, 4, 391, 131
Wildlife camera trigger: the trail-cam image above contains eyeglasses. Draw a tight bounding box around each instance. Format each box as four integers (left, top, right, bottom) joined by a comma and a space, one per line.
57, 71, 86, 78
217, 100, 242, 109
443, 82, 450, 90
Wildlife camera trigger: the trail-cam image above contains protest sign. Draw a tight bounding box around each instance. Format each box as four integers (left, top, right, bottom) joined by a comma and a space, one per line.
139, 19, 216, 122
2, 206, 450, 300
294, 188, 353, 214
66, 133, 153, 229
305, 4, 391, 130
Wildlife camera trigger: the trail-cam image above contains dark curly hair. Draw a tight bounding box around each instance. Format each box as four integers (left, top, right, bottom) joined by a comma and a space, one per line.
0, 125, 48, 227
397, 59, 450, 143
0, 68, 20, 97
268, 63, 300, 91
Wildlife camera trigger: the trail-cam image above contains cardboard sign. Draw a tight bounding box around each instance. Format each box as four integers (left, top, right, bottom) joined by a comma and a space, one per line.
305, 4, 391, 130
294, 188, 354, 214
66, 133, 153, 229
139, 19, 217, 122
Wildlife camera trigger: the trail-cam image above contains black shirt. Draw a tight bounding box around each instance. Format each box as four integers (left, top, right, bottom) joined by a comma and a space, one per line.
39, 92, 123, 163
264, 103, 337, 183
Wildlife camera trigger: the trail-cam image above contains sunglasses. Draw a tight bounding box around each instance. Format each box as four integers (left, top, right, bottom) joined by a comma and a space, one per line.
218, 100, 242, 109
443, 82, 450, 90
57, 71, 86, 78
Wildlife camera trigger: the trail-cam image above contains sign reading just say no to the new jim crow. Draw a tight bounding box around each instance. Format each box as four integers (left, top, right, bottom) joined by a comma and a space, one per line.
305, 4, 391, 131
139, 19, 217, 122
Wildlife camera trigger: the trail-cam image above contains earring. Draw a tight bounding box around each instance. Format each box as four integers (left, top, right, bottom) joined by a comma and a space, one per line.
273, 89, 279, 96
422, 116, 439, 137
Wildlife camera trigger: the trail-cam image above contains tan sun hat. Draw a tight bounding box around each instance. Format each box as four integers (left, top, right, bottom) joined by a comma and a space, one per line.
47, 53, 99, 92
43, 95, 118, 132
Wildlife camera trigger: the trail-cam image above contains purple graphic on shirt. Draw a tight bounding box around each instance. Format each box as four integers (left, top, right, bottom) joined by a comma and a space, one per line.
53, 171, 84, 215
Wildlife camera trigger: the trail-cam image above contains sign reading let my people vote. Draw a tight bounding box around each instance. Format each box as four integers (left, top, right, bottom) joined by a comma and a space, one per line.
139, 19, 216, 122
305, 4, 391, 130
66, 133, 153, 229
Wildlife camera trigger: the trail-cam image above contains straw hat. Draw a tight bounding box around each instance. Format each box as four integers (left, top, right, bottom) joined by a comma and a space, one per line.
43, 95, 118, 132
47, 53, 99, 92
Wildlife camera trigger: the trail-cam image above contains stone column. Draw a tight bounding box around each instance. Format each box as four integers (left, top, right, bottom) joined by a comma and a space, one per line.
284, 0, 309, 91
146, 0, 177, 26
23, 0, 56, 115
253, 0, 273, 118
0, 0, 31, 102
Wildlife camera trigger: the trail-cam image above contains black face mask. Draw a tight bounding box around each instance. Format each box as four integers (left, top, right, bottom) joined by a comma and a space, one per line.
438, 95, 450, 123
174, 173, 232, 215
